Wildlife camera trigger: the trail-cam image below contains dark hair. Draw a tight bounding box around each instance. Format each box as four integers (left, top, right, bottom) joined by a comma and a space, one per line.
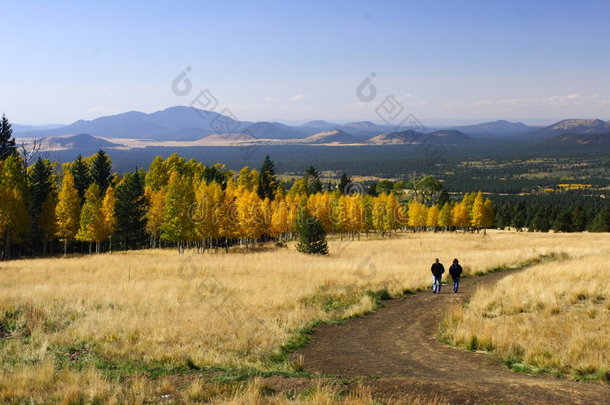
453, 258, 459, 264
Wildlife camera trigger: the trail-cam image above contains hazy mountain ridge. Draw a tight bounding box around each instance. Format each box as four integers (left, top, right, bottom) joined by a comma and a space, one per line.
14, 106, 610, 148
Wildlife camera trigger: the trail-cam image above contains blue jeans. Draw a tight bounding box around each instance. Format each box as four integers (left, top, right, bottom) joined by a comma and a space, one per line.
452, 277, 460, 292
432, 275, 442, 293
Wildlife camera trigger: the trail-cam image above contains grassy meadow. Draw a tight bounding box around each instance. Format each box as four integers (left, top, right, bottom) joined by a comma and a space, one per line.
440, 237, 610, 382
0, 231, 607, 403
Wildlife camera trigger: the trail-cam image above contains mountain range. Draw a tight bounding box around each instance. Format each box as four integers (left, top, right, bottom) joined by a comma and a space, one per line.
12, 106, 610, 148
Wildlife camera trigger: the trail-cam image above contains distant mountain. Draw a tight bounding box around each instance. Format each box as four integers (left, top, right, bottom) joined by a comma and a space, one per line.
302, 130, 360, 144
47, 134, 122, 149
452, 120, 536, 137
301, 120, 339, 129
368, 130, 424, 145
368, 129, 473, 145
543, 132, 610, 146
21, 106, 250, 141
343, 121, 386, 131
532, 119, 610, 139
242, 121, 308, 140
428, 130, 475, 144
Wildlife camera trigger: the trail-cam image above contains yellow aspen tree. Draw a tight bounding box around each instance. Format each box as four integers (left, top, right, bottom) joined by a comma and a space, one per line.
331, 193, 348, 235
288, 178, 308, 196
408, 200, 427, 229
346, 194, 364, 236
77, 184, 106, 253
427, 205, 440, 229
452, 201, 470, 230
56, 172, 81, 256
236, 189, 264, 246
270, 197, 289, 239
145, 186, 165, 248
101, 185, 117, 251
372, 194, 387, 234
308, 192, 332, 232
362, 195, 375, 232
237, 166, 259, 191
218, 180, 239, 250
0, 154, 29, 253
383, 192, 400, 233
470, 191, 486, 229
482, 198, 495, 228
161, 171, 196, 253
438, 202, 453, 230
194, 181, 220, 247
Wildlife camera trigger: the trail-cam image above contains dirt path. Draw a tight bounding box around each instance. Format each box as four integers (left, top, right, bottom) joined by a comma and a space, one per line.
291, 270, 610, 404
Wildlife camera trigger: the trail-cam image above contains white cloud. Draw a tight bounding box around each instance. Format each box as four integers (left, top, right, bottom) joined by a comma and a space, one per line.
289, 94, 307, 101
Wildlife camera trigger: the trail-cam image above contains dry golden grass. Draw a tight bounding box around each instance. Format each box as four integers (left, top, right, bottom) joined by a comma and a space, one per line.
0, 230, 607, 401
440, 236, 610, 381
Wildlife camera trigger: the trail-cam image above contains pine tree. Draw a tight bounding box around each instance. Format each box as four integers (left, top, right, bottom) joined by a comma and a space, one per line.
305, 166, 322, 195
338, 173, 351, 194
0, 114, 16, 161
590, 208, 610, 232
39, 191, 58, 255
258, 155, 278, 200
114, 171, 148, 250
90, 150, 112, 194
55, 172, 81, 255
70, 155, 91, 202
296, 209, 328, 255
29, 158, 55, 253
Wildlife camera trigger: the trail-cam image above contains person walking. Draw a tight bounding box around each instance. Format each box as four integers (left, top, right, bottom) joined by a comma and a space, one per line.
449, 258, 463, 293
431, 258, 445, 294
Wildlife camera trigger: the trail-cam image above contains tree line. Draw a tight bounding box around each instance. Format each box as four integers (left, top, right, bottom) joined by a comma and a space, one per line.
0, 125, 495, 258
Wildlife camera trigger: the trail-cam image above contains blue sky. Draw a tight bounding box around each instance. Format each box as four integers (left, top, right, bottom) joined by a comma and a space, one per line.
2, 0, 610, 125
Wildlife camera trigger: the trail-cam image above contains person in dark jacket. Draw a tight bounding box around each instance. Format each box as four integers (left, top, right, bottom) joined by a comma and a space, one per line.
449, 258, 463, 293
431, 258, 445, 294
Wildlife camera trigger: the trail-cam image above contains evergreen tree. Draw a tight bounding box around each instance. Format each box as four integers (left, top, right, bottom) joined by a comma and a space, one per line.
258, 155, 278, 200
70, 155, 91, 202
0, 114, 16, 161
590, 208, 610, 232
338, 173, 351, 194
114, 171, 148, 250
296, 209, 328, 255
90, 150, 112, 194
305, 166, 322, 194
29, 158, 55, 252
552, 209, 572, 232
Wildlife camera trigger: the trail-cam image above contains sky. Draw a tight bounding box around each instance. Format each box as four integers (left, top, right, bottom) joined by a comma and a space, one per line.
2, 0, 610, 126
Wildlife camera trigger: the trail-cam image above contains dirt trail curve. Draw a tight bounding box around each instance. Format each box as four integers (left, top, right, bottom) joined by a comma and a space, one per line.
292, 270, 610, 405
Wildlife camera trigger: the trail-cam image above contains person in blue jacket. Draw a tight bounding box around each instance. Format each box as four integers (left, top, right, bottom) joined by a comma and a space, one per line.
449, 258, 463, 293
